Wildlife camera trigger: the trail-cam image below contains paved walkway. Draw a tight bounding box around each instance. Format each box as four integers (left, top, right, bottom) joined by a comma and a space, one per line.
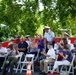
0, 72, 39, 75
0, 66, 40, 75
0, 66, 76, 75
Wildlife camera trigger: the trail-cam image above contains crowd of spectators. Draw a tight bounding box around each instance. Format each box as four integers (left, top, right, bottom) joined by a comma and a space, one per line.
0, 26, 76, 75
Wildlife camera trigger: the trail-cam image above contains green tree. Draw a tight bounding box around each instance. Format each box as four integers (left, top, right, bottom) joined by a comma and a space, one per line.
0, 0, 76, 40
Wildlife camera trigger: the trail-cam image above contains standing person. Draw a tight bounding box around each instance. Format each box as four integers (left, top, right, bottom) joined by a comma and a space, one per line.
25, 35, 30, 46
39, 43, 55, 75
0, 42, 7, 71
18, 36, 28, 55
64, 32, 74, 50
64, 32, 71, 44
44, 26, 55, 52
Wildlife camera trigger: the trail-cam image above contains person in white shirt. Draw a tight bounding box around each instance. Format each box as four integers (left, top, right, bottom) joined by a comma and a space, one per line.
43, 26, 55, 52
63, 32, 74, 50
0, 42, 7, 70
2, 43, 19, 75
26, 35, 30, 46
39, 43, 55, 75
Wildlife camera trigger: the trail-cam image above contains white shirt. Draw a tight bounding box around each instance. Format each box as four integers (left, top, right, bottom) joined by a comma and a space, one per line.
67, 38, 71, 44
26, 40, 30, 46
54, 44, 59, 50
7, 48, 17, 57
44, 31, 55, 42
11, 50, 17, 57
46, 48, 55, 59
0, 47, 7, 57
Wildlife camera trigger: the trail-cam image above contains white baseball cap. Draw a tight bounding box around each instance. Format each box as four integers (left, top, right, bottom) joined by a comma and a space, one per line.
26, 35, 30, 37
44, 26, 50, 29
64, 32, 69, 36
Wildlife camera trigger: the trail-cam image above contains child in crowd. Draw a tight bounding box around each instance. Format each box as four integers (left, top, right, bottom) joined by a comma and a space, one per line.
39, 43, 55, 75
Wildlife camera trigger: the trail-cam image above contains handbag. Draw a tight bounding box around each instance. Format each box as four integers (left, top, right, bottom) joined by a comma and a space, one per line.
57, 54, 63, 61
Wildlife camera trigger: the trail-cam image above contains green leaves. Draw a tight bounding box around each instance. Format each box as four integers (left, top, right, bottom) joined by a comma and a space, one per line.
0, 0, 76, 39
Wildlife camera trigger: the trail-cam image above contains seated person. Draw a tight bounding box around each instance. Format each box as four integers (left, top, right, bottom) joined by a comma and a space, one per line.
38, 36, 45, 60
8, 38, 14, 45
71, 40, 76, 54
38, 36, 44, 52
18, 36, 28, 55
14, 34, 20, 39
0, 42, 7, 70
39, 43, 55, 75
34, 33, 39, 43
54, 39, 66, 61
54, 38, 70, 54
28, 38, 38, 56
51, 45, 73, 75
2, 43, 19, 75
71, 40, 76, 67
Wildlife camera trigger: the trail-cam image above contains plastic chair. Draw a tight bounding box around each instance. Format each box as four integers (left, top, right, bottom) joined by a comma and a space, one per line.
13, 52, 24, 73
1, 52, 9, 70
48, 55, 58, 72
34, 49, 40, 62
60, 54, 75, 75
20, 54, 34, 73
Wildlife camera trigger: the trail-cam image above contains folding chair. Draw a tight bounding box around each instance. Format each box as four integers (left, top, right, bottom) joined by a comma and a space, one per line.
1, 48, 14, 70
20, 54, 34, 73
60, 54, 75, 75
48, 55, 58, 72
48, 63, 55, 72
34, 49, 40, 62
1, 53, 9, 70
13, 52, 24, 73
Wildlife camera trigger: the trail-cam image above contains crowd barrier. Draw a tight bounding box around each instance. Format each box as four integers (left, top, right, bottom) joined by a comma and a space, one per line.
2, 38, 76, 47
54, 38, 76, 43
2, 39, 20, 47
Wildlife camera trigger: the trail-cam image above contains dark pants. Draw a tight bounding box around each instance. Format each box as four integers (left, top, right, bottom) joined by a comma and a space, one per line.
0, 57, 5, 69
2, 57, 18, 75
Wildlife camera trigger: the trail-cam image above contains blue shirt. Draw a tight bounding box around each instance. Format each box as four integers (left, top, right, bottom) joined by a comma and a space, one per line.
18, 42, 28, 54
61, 50, 73, 62
38, 39, 44, 51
